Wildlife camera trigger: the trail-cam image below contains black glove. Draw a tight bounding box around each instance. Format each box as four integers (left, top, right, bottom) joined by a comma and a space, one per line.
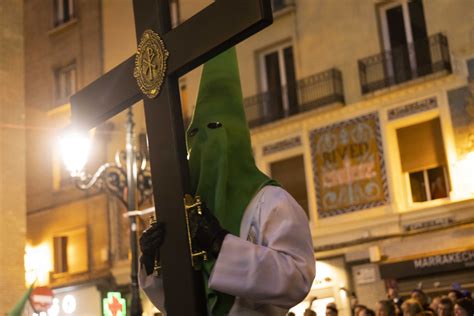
189, 203, 229, 259
139, 221, 165, 275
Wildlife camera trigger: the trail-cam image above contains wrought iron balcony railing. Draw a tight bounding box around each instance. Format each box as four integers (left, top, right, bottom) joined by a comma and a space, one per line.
244, 68, 345, 128
358, 33, 451, 94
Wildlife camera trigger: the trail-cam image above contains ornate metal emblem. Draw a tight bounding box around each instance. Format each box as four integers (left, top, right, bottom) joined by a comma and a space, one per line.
134, 29, 169, 99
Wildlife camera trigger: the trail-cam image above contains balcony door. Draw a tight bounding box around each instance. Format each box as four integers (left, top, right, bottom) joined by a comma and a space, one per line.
260, 45, 298, 121
379, 0, 431, 83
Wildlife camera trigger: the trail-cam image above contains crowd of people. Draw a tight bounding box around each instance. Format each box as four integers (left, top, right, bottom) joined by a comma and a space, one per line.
293, 288, 474, 316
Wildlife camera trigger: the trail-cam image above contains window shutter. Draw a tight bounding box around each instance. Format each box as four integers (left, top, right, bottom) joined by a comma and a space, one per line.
270, 155, 309, 217
53, 236, 68, 273
397, 118, 446, 172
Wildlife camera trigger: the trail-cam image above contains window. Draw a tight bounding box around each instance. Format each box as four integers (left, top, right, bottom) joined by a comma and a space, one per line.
379, 0, 431, 83
397, 118, 450, 203
53, 236, 68, 273
260, 45, 297, 120
467, 57, 474, 80
53, 228, 88, 274
408, 166, 449, 202
55, 63, 77, 106
270, 155, 309, 216
54, 0, 76, 27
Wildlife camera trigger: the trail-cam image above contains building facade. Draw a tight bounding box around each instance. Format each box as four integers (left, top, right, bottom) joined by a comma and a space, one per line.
215, 0, 474, 314
0, 0, 27, 313
21, 0, 474, 316
23, 0, 121, 314
181, 0, 474, 314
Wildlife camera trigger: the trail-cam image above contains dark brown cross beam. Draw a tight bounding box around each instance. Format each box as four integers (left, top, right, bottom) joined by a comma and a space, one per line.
70, 1, 272, 315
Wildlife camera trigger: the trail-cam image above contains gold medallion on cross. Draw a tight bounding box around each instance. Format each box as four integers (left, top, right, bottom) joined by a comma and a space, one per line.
134, 29, 169, 99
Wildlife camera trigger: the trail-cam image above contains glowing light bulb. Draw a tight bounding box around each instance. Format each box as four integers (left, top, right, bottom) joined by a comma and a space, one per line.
59, 130, 91, 177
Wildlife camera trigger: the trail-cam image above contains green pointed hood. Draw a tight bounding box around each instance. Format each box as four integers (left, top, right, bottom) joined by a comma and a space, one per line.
186, 48, 277, 315
8, 283, 34, 316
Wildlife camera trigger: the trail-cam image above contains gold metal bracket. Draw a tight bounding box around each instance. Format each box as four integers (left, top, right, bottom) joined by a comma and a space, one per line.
149, 195, 208, 276
184, 194, 208, 270
148, 215, 162, 277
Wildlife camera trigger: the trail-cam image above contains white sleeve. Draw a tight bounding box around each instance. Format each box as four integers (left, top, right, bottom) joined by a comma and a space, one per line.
138, 265, 166, 314
208, 187, 315, 309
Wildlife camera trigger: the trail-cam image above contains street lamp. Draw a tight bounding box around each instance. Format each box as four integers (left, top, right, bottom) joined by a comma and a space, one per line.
60, 107, 152, 316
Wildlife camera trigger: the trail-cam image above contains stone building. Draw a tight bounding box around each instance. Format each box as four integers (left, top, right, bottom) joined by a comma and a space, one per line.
23, 0, 114, 314
20, 0, 474, 315
0, 0, 26, 313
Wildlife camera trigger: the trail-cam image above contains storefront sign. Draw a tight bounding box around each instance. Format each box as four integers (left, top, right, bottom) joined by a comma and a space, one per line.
380, 249, 474, 279
103, 292, 127, 316
354, 266, 377, 285
62, 294, 77, 314
388, 97, 437, 121
309, 112, 389, 217
402, 217, 454, 232
447, 86, 474, 157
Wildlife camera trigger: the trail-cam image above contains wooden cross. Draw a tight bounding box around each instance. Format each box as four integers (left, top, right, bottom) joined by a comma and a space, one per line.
70, 1, 272, 315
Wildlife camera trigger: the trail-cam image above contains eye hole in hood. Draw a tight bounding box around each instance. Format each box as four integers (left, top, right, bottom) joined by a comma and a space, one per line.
188, 127, 199, 137
207, 122, 223, 129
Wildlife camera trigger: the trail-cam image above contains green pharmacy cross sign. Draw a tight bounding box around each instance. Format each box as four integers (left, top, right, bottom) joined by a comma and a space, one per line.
103, 292, 127, 316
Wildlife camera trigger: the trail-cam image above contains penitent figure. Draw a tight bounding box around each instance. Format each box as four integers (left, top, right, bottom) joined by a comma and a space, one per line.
138, 48, 315, 316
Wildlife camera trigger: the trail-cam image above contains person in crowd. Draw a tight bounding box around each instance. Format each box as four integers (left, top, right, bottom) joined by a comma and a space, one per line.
437, 297, 454, 316
375, 300, 397, 316
401, 298, 424, 316
387, 287, 404, 310
359, 308, 376, 316
429, 296, 441, 313
448, 290, 464, 305
326, 303, 338, 316
304, 309, 316, 316
353, 303, 379, 316
411, 289, 430, 310
460, 290, 472, 300
354, 304, 368, 316
304, 297, 317, 316
454, 298, 474, 316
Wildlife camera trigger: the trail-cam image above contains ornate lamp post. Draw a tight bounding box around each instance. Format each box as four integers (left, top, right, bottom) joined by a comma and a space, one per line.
60, 107, 152, 316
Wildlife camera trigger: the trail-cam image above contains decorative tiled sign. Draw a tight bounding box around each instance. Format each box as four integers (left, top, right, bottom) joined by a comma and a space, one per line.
309, 112, 389, 218
262, 136, 302, 156
388, 97, 437, 121
448, 85, 474, 157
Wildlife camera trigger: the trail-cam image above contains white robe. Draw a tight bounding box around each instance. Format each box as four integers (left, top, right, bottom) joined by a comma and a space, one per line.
139, 185, 315, 316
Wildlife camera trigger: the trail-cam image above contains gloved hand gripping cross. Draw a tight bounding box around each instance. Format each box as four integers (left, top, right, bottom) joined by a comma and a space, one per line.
139, 202, 229, 276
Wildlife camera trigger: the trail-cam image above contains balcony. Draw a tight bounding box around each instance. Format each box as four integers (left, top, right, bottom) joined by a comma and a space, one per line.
272, 0, 295, 12
358, 33, 451, 94
244, 68, 344, 128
